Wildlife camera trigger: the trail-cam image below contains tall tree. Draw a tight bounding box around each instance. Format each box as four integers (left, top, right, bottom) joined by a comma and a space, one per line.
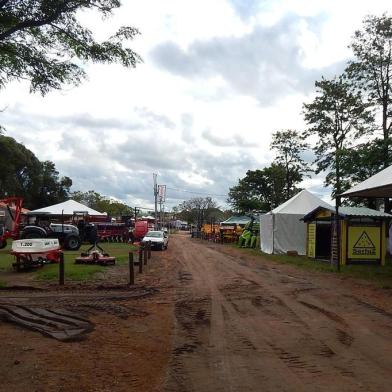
303, 75, 373, 200
0, 0, 141, 95
347, 14, 392, 168
0, 135, 72, 208
175, 197, 220, 227
270, 129, 309, 199
228, 164, 290, 214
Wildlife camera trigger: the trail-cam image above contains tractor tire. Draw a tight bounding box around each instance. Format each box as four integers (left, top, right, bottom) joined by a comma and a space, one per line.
0, 239, 7, 249
64, 235, 81, 251
20, 229, 45, 239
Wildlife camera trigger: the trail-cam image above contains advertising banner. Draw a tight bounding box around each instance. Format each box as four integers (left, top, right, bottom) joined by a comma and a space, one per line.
348, 226, 380, 260
307, 223, 316, 258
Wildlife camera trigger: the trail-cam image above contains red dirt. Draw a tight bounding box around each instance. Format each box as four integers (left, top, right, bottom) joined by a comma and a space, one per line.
2, 232, 392, 391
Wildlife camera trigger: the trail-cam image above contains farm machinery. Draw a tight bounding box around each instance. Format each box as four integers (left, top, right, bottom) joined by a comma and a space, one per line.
0, 197, 81, 250
238, 216, 260, 248
75, 224, 115, 265
11, 238, 61, 272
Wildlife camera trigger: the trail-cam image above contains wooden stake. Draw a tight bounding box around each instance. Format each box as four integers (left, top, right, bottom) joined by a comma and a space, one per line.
59, 252, 64, 285
128, 252, 134, 285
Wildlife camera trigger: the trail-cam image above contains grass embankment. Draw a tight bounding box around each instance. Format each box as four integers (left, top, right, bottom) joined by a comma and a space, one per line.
236, 245, 392, 289
0, 242, 136, 282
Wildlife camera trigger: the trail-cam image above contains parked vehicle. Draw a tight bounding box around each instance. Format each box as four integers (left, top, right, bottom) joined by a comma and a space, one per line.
141, 230, 168, 250
20, 221, 81, 251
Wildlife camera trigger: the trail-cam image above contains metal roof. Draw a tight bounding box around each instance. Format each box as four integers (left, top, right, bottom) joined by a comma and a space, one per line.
303, 205, 392, 221
338, 206, 392, 218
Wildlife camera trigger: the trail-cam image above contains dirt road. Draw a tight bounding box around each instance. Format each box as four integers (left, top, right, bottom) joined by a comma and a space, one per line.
164, 233, 392, 392
2, 233, 392, 391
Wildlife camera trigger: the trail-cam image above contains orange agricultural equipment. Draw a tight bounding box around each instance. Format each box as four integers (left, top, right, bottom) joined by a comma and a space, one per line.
0, 197, 24, 249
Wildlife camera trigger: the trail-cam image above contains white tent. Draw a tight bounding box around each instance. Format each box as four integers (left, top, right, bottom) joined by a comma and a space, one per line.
260, 190, 331, 255
28, 199, 106, 216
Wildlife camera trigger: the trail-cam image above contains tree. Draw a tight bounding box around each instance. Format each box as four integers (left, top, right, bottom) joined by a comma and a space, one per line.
0, 0, 141, 95
270, 129, 309, 199
70, 190, 132, 216
175, 197, 221, 227
347, 14, 392, 168
228, 164, 290, 214
0, 134, 72, 208
303, 75, 373, 200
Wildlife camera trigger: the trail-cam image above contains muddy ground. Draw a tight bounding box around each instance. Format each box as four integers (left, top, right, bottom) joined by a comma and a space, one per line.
1, 232, 392, 391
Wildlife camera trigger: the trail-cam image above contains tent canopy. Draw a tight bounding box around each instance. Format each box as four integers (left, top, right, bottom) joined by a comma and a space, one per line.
221, 216, 251, 225
28, 200, 106, 216
271, 189, 331, 214
341, 165, 392, 198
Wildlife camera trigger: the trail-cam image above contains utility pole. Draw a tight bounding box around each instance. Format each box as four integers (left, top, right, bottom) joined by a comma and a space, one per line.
153, 173, 158, 230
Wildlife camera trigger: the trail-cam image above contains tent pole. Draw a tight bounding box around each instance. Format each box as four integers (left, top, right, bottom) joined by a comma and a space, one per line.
335, 196, 341, 272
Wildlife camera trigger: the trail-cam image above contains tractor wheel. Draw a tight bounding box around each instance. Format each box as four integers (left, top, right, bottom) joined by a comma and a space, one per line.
64, 235, 81, 251
0, 239, 7, 249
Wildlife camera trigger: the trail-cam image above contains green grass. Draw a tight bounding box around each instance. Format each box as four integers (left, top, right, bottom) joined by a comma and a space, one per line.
0, 241, 136, 282
234, 245, 392, 288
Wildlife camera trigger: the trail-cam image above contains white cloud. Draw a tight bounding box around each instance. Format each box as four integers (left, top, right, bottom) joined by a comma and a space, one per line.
2, 0, 391, 209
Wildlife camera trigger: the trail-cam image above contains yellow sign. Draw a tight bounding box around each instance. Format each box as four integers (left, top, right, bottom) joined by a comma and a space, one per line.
348, 226, 380, 260
307, 223, 316, 258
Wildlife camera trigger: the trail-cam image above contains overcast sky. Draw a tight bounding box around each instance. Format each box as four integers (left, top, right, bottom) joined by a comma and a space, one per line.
1, 0, 390, 210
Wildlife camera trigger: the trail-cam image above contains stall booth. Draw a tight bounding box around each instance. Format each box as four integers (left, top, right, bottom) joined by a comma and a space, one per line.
220, 216, 251, 243
303, 206, 391, 265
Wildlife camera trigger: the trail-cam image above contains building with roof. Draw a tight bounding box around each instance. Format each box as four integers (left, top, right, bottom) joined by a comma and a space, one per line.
303, 206, 392, 265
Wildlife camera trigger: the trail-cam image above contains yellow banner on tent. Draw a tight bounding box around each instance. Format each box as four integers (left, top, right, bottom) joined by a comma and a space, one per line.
307, 223, 316, 258
347, 226, 380, 260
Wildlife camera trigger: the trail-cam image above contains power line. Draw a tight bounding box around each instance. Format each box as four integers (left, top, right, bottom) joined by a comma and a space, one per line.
166, 187, 227, 198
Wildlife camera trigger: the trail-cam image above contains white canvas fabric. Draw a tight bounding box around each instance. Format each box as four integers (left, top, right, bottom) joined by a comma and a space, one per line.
260, 190, 331, 255
260, 213, 273, 254
29, 199, 106, 216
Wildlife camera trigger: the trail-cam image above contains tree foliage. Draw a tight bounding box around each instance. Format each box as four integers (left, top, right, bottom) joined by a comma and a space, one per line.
303, 75, 373, 198
270, 129, 309, 199
70, 189, 132, 217
347, 14, 392, 167
0, 134, 72, 208
0, 0, 141, 94
173, 197, 223, 227
228, 164, 293, 214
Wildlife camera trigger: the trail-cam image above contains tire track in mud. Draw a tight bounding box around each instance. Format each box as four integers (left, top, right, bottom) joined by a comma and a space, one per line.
165, 235, 392, 392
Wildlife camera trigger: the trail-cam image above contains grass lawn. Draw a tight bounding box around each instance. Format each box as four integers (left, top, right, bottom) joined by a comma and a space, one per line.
0, 242, 137, 282
235, 245, 392, 289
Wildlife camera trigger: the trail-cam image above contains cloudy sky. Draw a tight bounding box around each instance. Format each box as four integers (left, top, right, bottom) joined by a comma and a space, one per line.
1, 0, 391, 210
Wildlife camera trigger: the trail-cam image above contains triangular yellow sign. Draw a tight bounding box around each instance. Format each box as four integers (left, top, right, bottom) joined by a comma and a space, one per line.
353, 231, 375, 249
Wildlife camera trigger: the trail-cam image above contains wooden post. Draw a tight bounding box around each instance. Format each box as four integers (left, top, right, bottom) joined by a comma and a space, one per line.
144, 245, 148, 265
128, 252, 134, 285
138, 245, 143, 273
148, 241, 151, 259
59, 251, 64, 285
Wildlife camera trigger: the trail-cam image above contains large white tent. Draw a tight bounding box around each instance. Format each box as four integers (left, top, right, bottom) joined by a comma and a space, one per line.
260, 190, 331, 255
28, 199, 106, 216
